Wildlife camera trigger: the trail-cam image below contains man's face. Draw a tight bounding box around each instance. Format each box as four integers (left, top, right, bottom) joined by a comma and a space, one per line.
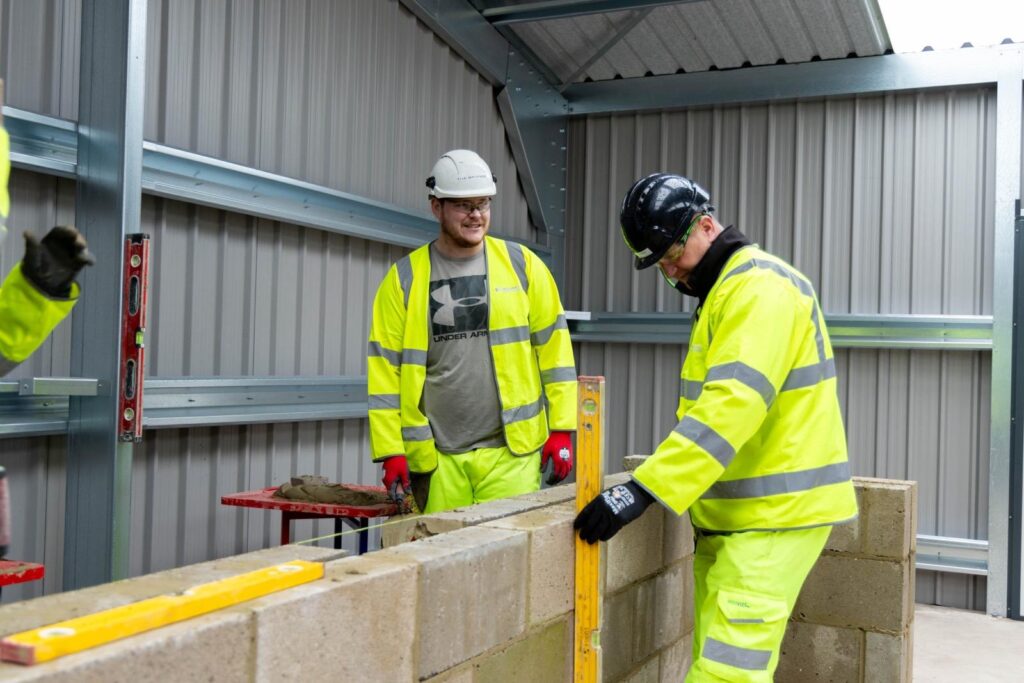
657, 214, 713, 286
431, 196, 492, 249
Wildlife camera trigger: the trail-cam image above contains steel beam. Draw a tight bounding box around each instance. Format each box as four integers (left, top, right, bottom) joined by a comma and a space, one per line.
989, 52, 1024, 619
567, 312, 994, 349
563, 46, 1023, 115
917, 535, 989, 576
64, 0, 147, 589
402, 0, 570, 283
481, 0, 699, 25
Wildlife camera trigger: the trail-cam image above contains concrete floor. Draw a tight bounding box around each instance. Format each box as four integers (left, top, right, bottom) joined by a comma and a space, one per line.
914, 604, 1024, 681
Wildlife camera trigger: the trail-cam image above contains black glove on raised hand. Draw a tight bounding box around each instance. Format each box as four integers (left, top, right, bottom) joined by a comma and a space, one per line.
574, 479, 655, 544
22, 225, 95, 298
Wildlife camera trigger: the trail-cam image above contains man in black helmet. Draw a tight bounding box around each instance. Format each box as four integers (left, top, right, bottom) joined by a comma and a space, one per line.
574, 173, 858, 681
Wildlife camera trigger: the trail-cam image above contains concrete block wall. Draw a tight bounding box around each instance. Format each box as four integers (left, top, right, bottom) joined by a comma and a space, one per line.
0, 470, 914, 682
777, 477, 917, 682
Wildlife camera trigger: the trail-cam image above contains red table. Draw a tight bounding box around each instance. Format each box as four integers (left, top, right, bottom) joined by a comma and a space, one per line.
0, 560, 45, 601
221, 486, 398, 555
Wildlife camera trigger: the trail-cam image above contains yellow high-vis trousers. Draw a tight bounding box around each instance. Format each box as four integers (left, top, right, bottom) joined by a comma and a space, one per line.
421, 446, 541, 513
687, 525, 832, 682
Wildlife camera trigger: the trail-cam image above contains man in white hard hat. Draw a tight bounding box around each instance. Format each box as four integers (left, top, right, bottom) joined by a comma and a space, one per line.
367, 149, 577, 512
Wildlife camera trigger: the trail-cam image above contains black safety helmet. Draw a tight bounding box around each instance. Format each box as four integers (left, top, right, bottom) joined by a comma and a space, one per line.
619, 173, 712, 270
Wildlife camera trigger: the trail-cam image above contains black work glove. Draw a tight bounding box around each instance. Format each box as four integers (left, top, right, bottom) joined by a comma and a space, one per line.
21, 225, 95, 298
574, 479, 655, 544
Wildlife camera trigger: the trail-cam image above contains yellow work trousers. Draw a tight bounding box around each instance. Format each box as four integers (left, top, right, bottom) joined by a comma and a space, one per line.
686, 525, 832, 682
421, 446, 541, 514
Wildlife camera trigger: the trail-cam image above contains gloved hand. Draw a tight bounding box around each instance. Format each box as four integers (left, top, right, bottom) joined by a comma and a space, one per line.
540, 430, 573, 484
21, 225, 96, 298
574, 479, 655, 544
381, 455, 411, 503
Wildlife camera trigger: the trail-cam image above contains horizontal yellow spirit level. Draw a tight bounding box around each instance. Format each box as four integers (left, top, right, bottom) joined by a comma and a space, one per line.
1, 559, 323, 666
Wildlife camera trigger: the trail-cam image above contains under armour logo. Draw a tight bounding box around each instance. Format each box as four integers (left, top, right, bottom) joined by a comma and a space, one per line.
431, 284, 486, 327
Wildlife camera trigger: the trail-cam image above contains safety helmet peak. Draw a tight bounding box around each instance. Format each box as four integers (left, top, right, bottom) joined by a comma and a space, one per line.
425, 149, 498, 199
619, 173, 712, 270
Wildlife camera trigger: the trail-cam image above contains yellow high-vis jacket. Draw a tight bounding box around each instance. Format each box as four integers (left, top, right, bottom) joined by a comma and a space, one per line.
0, 265, 79, 376
367, 236, 577, 474
633, 246, 858, 531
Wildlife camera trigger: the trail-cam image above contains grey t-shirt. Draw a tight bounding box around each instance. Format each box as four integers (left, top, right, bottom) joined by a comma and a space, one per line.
422, 243, 505, 453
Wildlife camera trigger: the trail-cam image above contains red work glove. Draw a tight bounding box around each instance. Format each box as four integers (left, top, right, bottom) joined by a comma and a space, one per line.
541, 431, 574, 484
381, 455, 411, 502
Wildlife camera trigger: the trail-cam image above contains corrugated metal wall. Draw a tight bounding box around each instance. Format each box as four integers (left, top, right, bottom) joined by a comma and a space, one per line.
0, 0, 534, 601
566, 90, 996, 610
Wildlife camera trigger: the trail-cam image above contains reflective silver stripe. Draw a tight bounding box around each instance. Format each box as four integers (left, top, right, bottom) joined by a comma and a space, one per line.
702, 461, 851, 500
401, 425, 433, 441
396, 256, 413, 308
503, 397, 544, 425
705, 362, 775, 407
368, 341, 401, 367
531, 314, 567, 346
491, 325, 531, 345
782, 358, 836, 391
402, 349, 427, 366
702, 637, 771, 671
811, 305, 826, 363
506, 241, 529, 293
681, 378, 702, 401
368, 394, 400, 410
542, 366, 577, 384
673, 416, 734, 467
722, 258, 813, 298
728, 618, 765, 624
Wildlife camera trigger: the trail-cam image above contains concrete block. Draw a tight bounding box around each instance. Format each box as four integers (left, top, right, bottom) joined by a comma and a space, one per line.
423, 664, 474, 683
623, 455, 649, 472
659, 632, 694, 683
0, 545, 341, 638
382, 491, 566, 548
473, 617, 572, 683
246, 552, 419, 683
381, 514, 466, 547
777, 620, 862, 682
603, 582, 641, 681
603, 567, 688, 680
517, 483, 577, 507
865, 631, 912, 682
855, 477, 916, 560
619, 656, 659, 683
795, 555, 912, 633
484, 504, 577, 625
607, 502, 664, 593
662, 508, 693, 564
0, 610, 254, 683
824, 487, 863, 555
653, 559, 693, 651
388, 525, 530, 678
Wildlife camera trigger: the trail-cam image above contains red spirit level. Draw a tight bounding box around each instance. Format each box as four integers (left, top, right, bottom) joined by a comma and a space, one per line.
118, 234, 150, 442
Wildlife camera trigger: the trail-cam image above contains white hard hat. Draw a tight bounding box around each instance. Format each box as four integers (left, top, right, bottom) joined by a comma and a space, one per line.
425, 149, 497, 199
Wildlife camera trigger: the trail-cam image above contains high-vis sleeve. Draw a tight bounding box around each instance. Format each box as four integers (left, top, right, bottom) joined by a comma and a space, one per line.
0, 264, 79, 376
634, 271, 803, 514
526, 249, 577, 432
367, 264, 407, 462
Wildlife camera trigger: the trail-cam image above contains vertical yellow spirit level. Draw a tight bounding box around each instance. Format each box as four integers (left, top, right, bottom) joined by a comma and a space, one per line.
575, 376, 605, 682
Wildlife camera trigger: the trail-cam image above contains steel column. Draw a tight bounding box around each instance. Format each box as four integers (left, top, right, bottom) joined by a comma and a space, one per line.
989, 51, 1024, 618
64, 0, 147, 589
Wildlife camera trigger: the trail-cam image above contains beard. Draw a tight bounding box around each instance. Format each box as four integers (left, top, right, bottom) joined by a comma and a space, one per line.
441, 218, 487, 248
